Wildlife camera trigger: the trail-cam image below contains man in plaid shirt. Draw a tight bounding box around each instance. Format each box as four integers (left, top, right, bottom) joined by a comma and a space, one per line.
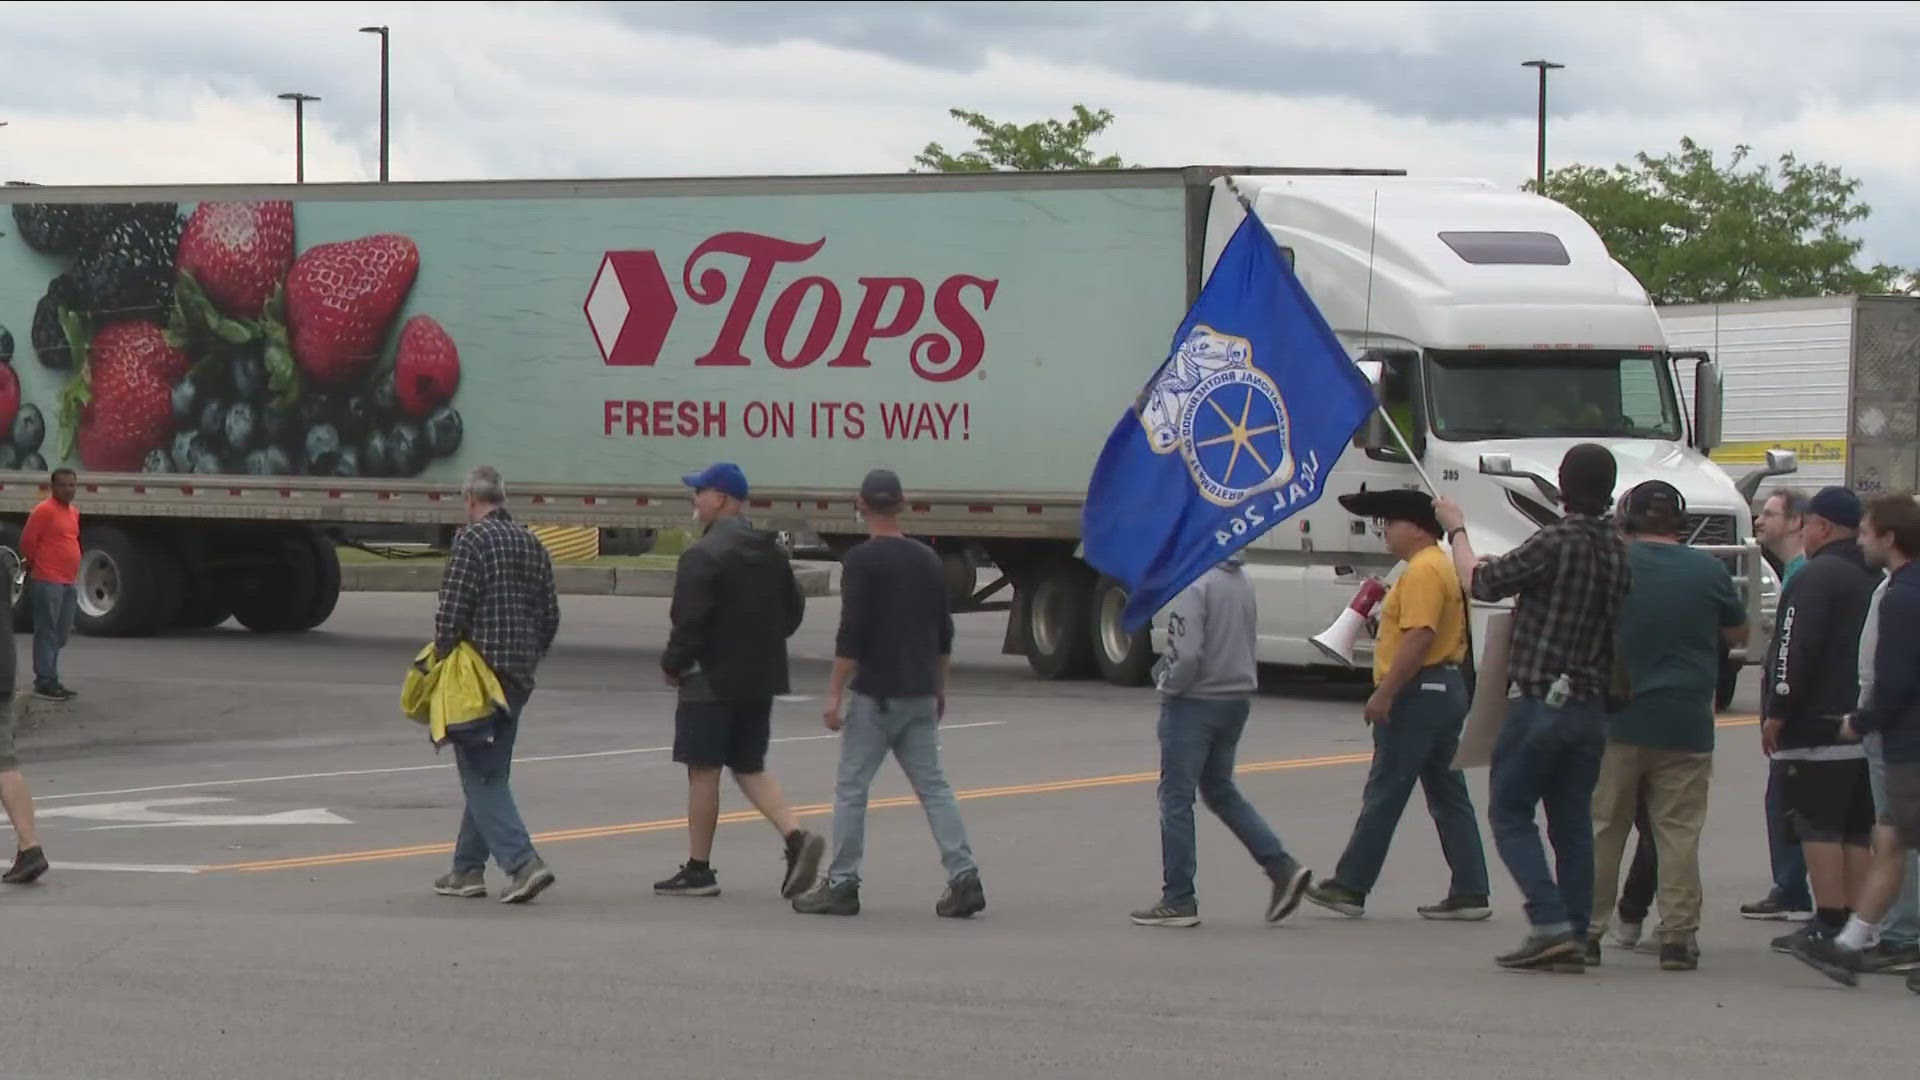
1437, 444, 1631, 971
431, 465, 562, 905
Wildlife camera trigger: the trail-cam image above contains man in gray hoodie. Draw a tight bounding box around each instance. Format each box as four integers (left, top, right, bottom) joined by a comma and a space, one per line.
1130, 560, 1312, 927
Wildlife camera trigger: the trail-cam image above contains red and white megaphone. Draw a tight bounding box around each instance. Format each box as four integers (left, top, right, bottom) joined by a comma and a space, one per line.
1311, 576, 1388, 667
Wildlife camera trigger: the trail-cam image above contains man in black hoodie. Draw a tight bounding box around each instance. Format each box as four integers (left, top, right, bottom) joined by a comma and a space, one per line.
655, 462, 826, 901
1762, 486, 1879, 952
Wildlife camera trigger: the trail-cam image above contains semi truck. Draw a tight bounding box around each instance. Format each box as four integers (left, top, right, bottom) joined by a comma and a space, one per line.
0, 167, 1778, 686
1659, 294, 1920, 497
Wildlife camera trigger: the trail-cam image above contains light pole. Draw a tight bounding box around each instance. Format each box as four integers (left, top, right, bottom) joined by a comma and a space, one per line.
359, 25, 390, 182
1522, 59, 1564, 191
277, 92, 321, 183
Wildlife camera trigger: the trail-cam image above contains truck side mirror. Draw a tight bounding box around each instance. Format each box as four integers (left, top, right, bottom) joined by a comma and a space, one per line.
1735, 448, 1799, 503
1692, 357, 1724, 452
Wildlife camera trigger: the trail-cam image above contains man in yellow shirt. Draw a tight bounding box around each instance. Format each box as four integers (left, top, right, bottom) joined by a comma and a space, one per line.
1305, 488, 1491, 921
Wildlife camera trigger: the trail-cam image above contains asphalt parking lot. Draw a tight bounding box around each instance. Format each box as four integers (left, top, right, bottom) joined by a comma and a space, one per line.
2, 592, 1911, 1080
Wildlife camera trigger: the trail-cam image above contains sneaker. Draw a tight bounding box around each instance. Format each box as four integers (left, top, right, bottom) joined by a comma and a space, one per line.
1131, 900, 1201, 928
792, 879, 860, 916
1772, 922, 1827, 955
52, 683, 77, 699
1613, 920, 1643, 948
32, 684, 71, 702
1583, 935, 1603, 967
432, 868, 486, 898
1741, 892, 1812, 920
1265, 858, 1312, 923
2, 845, 48, 884
654, 861, 721, 897
1660, 941, 1701, 971
499, 858, 555, 904
1305, 880, 1366, 918
1495, 930, 1580, 970
1789, 933, 1862, 987
1858, 940, 1920, 974
1417, 894, 1492, 921
935, 870, 986, 919
781, 830, 826, 899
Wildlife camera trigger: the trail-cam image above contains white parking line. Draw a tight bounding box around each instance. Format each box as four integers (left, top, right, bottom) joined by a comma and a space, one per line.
35, 721, 1008, 803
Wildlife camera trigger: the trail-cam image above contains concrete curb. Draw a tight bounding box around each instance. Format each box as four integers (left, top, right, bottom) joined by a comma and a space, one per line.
339, 561, 834, 598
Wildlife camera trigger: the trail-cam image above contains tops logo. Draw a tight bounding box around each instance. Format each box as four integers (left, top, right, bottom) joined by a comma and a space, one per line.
584, 231, 999, 383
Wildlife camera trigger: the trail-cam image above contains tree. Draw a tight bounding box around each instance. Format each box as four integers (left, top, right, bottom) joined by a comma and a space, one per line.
914, 105, 1126, 173
1533, 137, 1912, 304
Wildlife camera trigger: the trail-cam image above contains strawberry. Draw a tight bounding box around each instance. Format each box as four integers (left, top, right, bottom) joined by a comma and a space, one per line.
175, 201, 295, 320
393, 315, 460, 417
70, 320, 188, 472
285, 234, 419, 387
0, 364, 18, 440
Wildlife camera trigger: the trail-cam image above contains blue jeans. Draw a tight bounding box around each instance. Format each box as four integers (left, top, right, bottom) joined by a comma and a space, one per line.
1157, 695, 1292, 905
1331, 666, 1489, 898
1489, 694, 1606, 936
826, 693, 976, 886
451, 685, 537, 876
28, 580, 76, 689
1866, 733, 1920, 947
1766, 764, 1813, 908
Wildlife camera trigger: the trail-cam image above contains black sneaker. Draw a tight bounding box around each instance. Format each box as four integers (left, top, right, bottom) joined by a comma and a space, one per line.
654, 861, 720, 897
1858, 940, 1920, 974
781, 830, 826, 899
32, 683, 71, 702
52, 683, 77, 699
2, 845, 48, 884
1417, 894, 1492, 921
499, 857, 555, 904
1583, 935, 1603, 967
1772, 923, 1827, 955
1660, 941, 1700, 971
935, 870, 986, 918
1496, 930, 1580, 970
792, 879, 860, 916
1265, 858, 1312, 923
1131, 900, 1200, 927
1305, 880, 1366, 918
1789, 933, 1862, 987
1741, 892, 1812, 920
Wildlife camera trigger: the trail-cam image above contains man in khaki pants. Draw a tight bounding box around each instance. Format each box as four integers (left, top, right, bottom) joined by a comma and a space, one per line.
1588, 481, 1748, 970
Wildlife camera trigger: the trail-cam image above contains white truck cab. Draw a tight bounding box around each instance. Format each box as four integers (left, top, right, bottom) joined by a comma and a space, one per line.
1147, 175, 1784, 684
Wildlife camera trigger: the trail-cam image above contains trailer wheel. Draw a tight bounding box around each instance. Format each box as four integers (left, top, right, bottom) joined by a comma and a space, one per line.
1090, 576, 1155, 687
941, 551, 978, 610
292, 530, 342, 631
74, 526, 180, 637
173, 563, 232, 630
226, 530, 320, 633
1025, 563, 1096, 680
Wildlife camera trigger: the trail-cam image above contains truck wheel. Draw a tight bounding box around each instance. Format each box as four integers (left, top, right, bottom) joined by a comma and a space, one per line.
1025, 564, 1096, 680
74, 526, 180, 637
942, 551, 978, 609
1090, 576, 1155, 687
173, 561, 232, 630
292, 529, 342, 631
226, 531, 320, 633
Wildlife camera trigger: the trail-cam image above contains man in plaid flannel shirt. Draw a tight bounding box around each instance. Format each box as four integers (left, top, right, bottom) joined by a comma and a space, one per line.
1436, 444, 1631, 971
430, 465, 562, 905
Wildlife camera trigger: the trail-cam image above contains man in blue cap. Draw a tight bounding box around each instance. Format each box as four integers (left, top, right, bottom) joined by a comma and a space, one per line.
655, 462, 826, 901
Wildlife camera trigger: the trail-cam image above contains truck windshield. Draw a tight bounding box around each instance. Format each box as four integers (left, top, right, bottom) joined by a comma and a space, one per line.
1425, 350, 1684, 441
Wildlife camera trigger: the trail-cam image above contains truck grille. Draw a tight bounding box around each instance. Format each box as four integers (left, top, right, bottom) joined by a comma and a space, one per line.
1683, 513, 1737, 546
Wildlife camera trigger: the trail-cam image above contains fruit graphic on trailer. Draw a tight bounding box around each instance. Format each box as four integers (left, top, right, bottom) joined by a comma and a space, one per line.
285, 234, 419, 387
176, 201, 296, 320
71, 321, 189, 472
394, 315, 459, 417
0, 365, 19, 439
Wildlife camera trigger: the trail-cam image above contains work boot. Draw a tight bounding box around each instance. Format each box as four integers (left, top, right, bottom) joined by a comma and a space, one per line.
792, 879, 861, 916
2, 845, 48, 884
1660, 939, 1701, 972
432, 868, 486, 898
936, 870, 986, 918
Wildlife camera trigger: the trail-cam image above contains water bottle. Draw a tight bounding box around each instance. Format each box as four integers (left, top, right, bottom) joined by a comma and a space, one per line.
1545, 673, 1572, 708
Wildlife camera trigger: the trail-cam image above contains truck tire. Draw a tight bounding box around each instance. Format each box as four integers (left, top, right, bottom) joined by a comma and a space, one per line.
1025, 563, 1096, 680
1090, 576, 1155, 686
941, 551, 978, 609
293, 530, 342, 631
172, 559, 232, 630
226, 530, 320, 633
74, 526, 180, 637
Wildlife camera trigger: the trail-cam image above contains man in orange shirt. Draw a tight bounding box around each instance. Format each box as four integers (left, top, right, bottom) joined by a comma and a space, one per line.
20, 469, 81, 701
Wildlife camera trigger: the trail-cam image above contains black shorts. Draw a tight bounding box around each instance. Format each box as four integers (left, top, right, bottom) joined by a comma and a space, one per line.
1882, 762, 1920, 850
1776, 757, 1875, 845
673, 698, 773, 773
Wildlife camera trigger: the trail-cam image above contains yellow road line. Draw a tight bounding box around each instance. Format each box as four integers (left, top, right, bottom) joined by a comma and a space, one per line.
204, 715, 1761, 874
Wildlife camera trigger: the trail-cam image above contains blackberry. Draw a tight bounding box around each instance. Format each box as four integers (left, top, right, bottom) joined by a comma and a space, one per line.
12, 404, 44, 454
70, 210, 184, 321
0, 323, 13, 365
30, 293, 71, 369
11, 203, 87, 255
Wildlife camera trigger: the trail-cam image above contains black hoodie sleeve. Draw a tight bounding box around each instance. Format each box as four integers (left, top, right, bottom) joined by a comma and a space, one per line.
1767, 563, 1829, 724
662, 546, 717, 677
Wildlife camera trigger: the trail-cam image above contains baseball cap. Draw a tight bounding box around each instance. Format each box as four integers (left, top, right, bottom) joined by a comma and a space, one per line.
1623, 479, 1686, 520
1808, 485, 1862, 529
859, 468, 905, 511
1337, 488, 1442, 538
681, 462, 748, 501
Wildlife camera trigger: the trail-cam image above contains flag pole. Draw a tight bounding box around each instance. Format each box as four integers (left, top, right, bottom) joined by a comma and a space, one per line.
1223, 176, 1437, 496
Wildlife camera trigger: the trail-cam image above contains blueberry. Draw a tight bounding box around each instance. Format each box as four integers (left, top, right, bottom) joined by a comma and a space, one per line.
0, 445, 17, 470
304, 424, 342, 476
20, 451, 47, 473
334, 446, 362, 478
172, 430, 205, 470
299, 393, 338, 430
191, 447, 226, 474
171, 379, 201, 426
231, 352, 268, 403
142, 449, 172, 473
359, 429, 392, 478
260, 405, 297, 449
198, 396, 228, 445
424, 405, 463, 458
336, 395, 378, 441
0, 324, 13, 365
224, 400, 260, 452
390, 422, 426, 477
244, 446, 293, 476
12, 404, 45, 454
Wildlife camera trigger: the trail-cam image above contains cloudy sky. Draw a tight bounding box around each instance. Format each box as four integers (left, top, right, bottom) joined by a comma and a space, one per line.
3, 1, 1917, 266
